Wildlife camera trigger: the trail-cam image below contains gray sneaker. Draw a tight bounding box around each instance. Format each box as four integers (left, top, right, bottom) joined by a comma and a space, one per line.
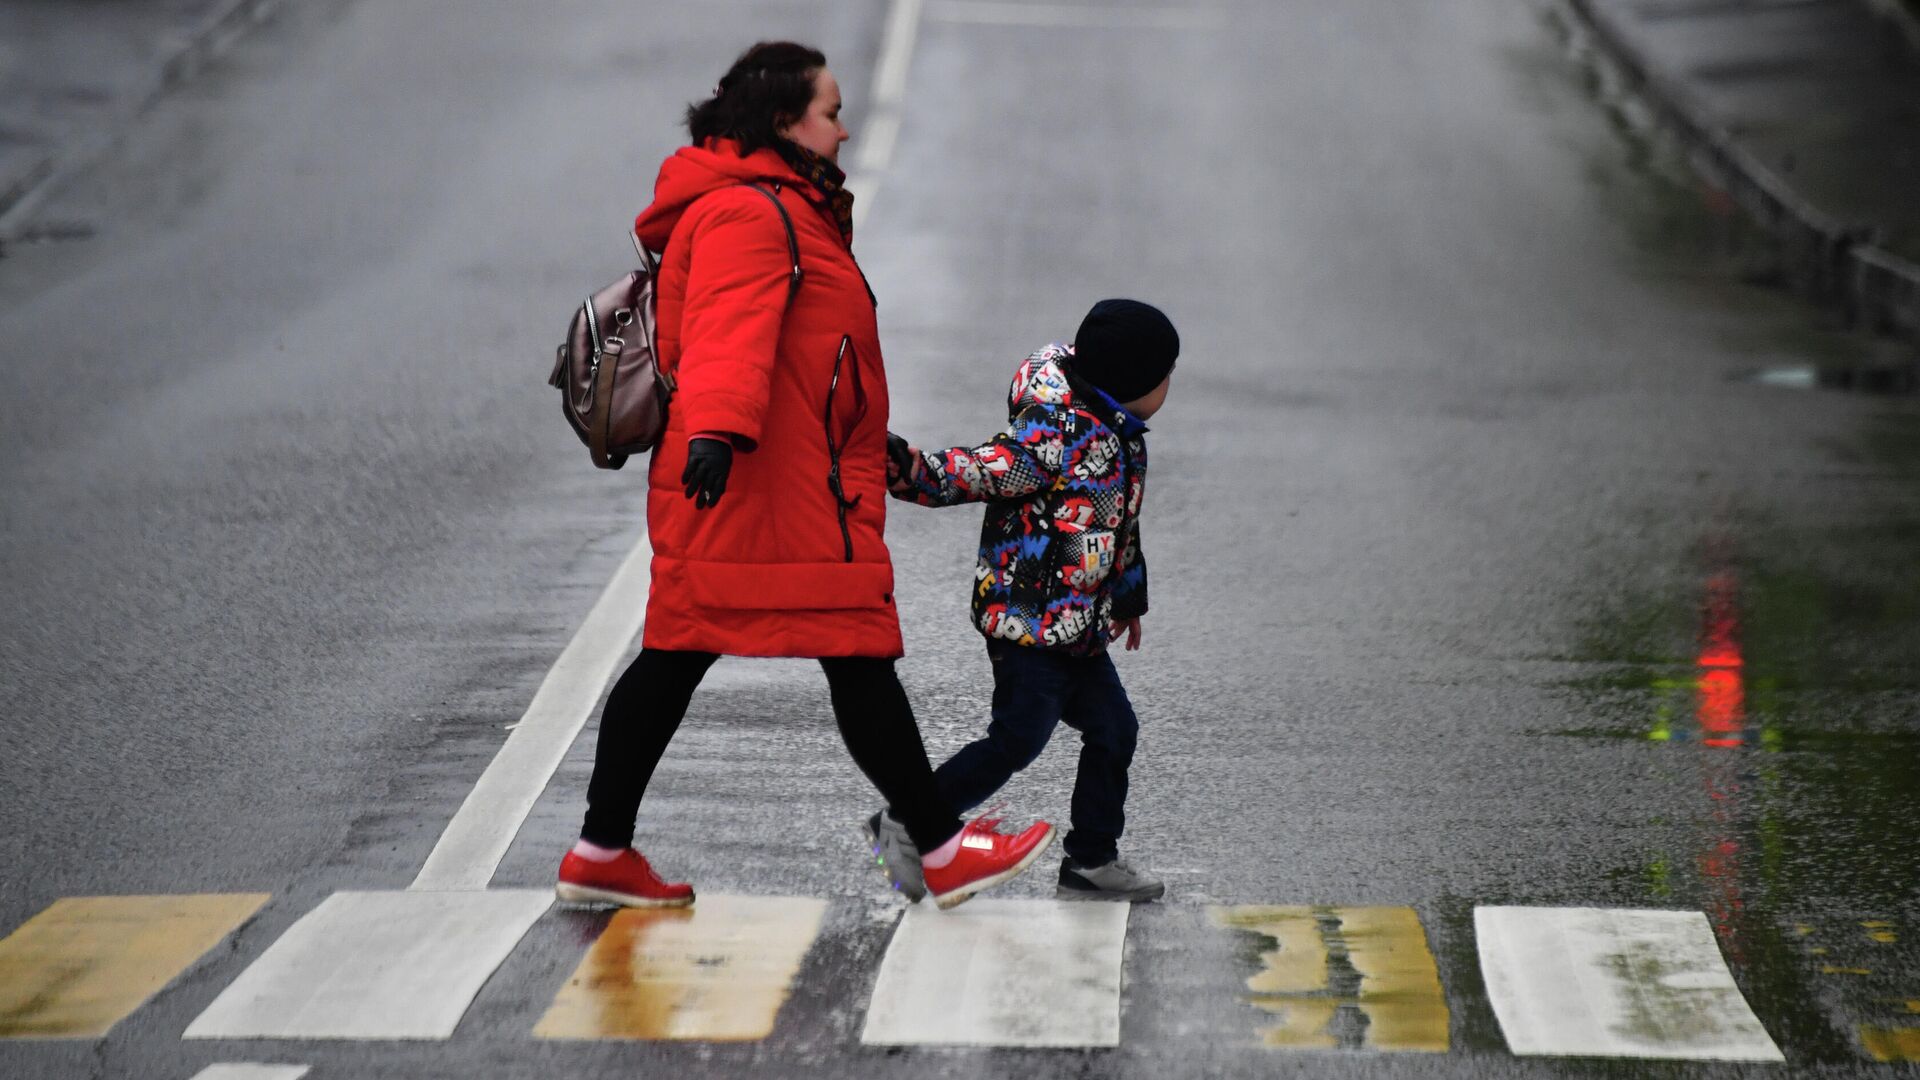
1057, 857, 1165, 902
864, 809, 926, 902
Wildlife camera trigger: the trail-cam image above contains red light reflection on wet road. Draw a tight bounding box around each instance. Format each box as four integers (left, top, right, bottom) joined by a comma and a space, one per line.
1695, 566, 1746, 955
1697, 570, 1745, 748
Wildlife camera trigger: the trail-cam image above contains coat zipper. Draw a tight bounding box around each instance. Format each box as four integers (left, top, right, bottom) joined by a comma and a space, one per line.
824, 334, 859, 563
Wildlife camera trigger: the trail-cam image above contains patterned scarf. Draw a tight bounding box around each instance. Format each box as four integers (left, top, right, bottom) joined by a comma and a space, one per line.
775, 139, 856, 246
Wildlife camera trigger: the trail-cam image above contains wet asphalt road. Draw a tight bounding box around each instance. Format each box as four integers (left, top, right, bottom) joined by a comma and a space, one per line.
2, 0, 1918, 1076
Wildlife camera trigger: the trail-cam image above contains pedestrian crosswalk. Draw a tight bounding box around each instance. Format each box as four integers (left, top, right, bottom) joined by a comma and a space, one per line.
1, 888, 1914, 1065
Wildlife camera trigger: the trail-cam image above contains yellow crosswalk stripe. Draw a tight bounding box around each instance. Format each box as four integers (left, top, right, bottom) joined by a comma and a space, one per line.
1861, 1025, 1920, 1063
535, 894, 826, 1041
1334, 906, 1452, 1052
1211, 905, 1449, 1052
0, 894, 268, 1038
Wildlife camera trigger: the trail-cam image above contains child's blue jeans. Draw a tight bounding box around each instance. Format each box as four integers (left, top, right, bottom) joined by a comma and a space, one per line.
932, 638, 1139, 866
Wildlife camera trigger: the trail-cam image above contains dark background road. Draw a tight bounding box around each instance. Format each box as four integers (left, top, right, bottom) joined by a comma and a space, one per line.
2, 0, 1916, 1076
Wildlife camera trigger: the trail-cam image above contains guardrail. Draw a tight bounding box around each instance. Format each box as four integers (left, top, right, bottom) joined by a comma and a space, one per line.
1565, 0, 1920, 349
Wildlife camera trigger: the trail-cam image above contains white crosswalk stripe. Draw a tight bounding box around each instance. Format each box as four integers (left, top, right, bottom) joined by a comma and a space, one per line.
183, 891, 551, 1040
861, 899, 1129, 1047
188, 1065, 311, 1080
1476, 906, 1784, 1062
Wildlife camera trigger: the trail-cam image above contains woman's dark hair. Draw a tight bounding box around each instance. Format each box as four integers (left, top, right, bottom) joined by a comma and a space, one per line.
686, 41, 827, 155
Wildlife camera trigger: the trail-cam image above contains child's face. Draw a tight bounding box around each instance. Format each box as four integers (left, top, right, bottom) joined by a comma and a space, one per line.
1124, 373, 1172, 419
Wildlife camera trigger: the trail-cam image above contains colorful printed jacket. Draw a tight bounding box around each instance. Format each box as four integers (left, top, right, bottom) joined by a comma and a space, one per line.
899, 344, 1149, 654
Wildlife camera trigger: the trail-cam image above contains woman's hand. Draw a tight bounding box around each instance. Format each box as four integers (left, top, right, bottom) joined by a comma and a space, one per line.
682, 437, 734, 509
1109, 617, 1143, 651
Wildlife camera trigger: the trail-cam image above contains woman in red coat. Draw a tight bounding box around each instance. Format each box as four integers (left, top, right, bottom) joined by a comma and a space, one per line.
556, 41, 1052, 911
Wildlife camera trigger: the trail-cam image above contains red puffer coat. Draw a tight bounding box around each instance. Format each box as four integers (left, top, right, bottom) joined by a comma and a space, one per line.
632, 139, 901, 658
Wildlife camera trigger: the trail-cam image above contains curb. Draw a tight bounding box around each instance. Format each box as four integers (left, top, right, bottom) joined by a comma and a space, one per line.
0, 0, 286, 246
1563, 0, 1920, 347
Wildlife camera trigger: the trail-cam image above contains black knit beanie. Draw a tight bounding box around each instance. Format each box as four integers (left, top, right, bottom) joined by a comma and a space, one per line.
1072, 299, 1180, 404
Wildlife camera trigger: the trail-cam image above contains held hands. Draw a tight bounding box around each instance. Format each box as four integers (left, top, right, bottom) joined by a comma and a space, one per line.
1109, 617, 1144, 651
886, 432, 920, 494
682, 437, 733, 509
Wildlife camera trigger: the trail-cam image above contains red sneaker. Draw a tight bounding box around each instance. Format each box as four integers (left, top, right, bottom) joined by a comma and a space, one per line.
555, 848, 694, 908
921, 816, 1056, 911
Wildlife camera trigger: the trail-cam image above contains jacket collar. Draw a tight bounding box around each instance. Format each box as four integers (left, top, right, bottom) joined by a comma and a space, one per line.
1060, 354, 1150, 438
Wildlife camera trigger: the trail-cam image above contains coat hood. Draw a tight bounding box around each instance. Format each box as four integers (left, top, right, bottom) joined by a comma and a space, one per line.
1007, 345, 1079, 417
1008, 345, 1148, 437
633, 139, 808, 251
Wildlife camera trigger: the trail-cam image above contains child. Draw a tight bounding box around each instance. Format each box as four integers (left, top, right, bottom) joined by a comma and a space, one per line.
869, 299, 1177, 902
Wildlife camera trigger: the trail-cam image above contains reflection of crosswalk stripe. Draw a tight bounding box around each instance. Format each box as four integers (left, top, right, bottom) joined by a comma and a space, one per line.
189, 1065, 310, 1080
861, 899, 1128, 1047
1476, 906, 1783, 1061
1211, 905, 1449, 1052
184, 890, 550, 1040
0, 894, 268, 1039
536, 894, 826, 1041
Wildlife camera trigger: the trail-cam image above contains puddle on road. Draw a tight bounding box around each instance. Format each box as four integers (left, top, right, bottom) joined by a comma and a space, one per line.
1543, 508, 1920, 1063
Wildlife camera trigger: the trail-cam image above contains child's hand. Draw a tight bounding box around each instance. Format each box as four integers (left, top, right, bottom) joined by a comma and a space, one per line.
1110, 617, 1143, 651
886, 432, 913, 486
886, 434, 922, 494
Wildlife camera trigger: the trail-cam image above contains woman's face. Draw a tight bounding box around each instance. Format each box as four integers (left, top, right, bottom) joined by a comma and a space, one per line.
780, 67, 849, 164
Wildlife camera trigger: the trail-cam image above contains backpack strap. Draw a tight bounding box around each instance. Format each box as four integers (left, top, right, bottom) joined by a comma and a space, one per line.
632, 183, 803, 461
741, 182, 804, 299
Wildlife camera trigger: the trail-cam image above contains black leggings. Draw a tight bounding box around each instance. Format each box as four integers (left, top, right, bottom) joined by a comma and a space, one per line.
580, 648, 964, 854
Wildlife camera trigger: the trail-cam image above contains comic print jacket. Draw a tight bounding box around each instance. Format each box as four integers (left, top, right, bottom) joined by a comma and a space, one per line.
899, 344, 1149, 654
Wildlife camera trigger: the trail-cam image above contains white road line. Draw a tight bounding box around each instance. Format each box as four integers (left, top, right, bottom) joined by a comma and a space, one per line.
851, 0, 924, 229
861, 899, 1129, 1047
872, 0, 923, 114
846, 174, 882, 234
854, 110, 904, 179
1476, 906, 1784, 1062
184, 890, 552, 1040
189, 1066, 310, 1080
854, 0, 921, 173
926, 0, 1226, 30
409, 536, 652, 891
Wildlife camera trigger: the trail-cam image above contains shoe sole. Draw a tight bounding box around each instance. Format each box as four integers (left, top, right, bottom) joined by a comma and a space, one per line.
931, 825, 1057, 911
1054, 883, 1165, 903
554, 882, 694, 908
864, 815, 928, 903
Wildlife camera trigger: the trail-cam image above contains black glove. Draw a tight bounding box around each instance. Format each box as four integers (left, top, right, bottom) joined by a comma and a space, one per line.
886, 432, 915, 486
682, 437, 733, 509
